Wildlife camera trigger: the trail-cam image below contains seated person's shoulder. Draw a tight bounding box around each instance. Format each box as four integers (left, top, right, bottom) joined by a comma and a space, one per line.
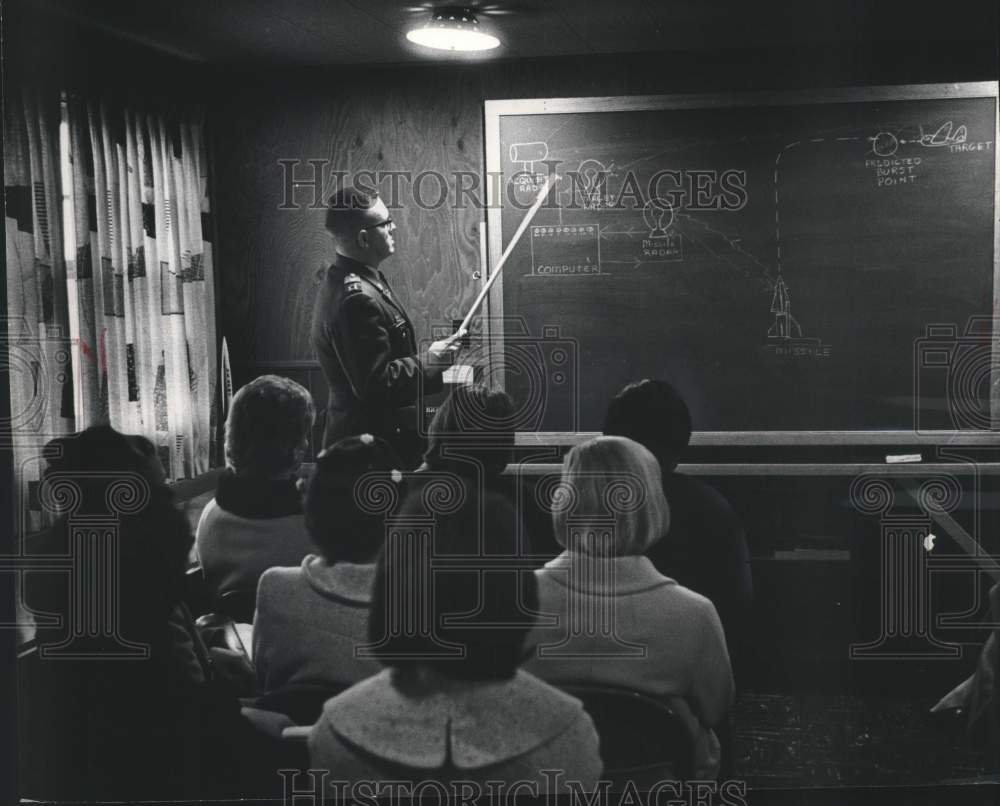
258, 563, 303, 588
662, 473, 747, 554
658, 575, 718, 610
665, 471, 735, 515
194, 496, 221, 534
255, 563, 307, 607
644, 573, 725, 632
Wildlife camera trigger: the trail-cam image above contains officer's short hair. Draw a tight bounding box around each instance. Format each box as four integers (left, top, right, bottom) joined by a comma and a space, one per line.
325, 186, 379, 241
225, 375, 315, 476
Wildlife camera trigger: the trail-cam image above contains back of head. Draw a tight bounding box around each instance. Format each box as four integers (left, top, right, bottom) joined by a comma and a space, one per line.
225, 375, 315, 478
423, 384, 516, 481
43, 424, 166, 493
305, 434, 406, 565
602, 378, 692, 470
39, 425, 191, 641
325, 185, 379, 243
553, 435, 669, 557
368, 486, 536, 681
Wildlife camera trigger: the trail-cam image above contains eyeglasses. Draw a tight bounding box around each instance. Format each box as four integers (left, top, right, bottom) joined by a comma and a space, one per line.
361, 218, 395, 232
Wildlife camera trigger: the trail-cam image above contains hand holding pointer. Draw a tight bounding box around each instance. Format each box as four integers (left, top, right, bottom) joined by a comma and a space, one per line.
426, 328, 468, 367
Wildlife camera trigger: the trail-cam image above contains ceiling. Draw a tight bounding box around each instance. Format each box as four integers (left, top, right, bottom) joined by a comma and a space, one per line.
29, 0, 1000, 66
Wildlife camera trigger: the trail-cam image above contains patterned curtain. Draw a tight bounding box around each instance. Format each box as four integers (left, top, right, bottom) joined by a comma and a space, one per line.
5, 88, 218, 532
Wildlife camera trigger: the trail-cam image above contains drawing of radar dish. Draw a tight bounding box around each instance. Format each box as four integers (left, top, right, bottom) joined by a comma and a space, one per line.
509, 141, 549, 173
642, 198, 675, 238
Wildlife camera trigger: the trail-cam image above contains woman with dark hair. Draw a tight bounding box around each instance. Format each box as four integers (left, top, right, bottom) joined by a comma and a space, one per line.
20, 426, 280, 801
307, 485, 601, 792
421, 383, 516, 481
253, 434, 405, 697
195, 375, 316, 599
419, 383, 551, 559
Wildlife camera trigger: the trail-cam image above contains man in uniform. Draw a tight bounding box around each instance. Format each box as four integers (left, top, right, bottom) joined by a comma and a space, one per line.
311, 186, 460, 466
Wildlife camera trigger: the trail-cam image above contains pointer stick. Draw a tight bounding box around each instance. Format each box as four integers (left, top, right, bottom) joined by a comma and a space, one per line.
455, 174, 559, 337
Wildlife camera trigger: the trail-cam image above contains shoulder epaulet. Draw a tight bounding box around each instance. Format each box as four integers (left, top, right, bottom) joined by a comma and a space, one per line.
343, 273, 364, 295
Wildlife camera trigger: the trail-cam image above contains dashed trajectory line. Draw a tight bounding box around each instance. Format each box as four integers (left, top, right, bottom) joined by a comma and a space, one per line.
773, 135, 861, 273
682, 229, 757, 285
674, 212, 775, 284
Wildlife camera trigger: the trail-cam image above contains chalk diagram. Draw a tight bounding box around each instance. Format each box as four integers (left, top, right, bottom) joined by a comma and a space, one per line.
510, 117, 983, 356
574, 158, 614, 210
507, 140, 557, 208
765, 275, 828, 358
766, 117, 978, 357
511, 147, 686, 273
529, 223, 601, 276
509, 141, 549, 174
872, 121, 968, 156
643, 198, 674, 238
765, 118, 972, 358
577, 156, 685, 267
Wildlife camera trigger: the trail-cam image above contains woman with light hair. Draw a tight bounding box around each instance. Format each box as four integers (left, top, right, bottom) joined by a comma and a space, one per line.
195, 375, 316, 602
523, 435, 734, 779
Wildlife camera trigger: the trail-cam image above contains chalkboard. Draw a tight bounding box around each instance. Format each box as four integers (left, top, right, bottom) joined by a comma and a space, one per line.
483, 84, 1000, 440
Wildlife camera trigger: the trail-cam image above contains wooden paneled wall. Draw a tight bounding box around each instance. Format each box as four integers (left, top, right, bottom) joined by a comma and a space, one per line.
211, 66, 484, 368
209, 45, 995, 380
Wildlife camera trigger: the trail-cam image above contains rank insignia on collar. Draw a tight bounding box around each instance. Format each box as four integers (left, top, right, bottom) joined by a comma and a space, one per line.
344, 273, 363, 295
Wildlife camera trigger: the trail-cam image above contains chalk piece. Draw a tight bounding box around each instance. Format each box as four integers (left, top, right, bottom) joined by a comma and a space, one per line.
886, 454, 922, 463
442, 364, 473, 385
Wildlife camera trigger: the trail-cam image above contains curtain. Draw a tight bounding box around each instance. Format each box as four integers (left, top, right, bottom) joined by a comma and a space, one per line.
5, 88, 218, 532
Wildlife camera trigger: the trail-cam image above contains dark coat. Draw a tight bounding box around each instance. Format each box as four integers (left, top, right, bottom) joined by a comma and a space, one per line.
311, 255, 443, 459
650, 471, 752, 664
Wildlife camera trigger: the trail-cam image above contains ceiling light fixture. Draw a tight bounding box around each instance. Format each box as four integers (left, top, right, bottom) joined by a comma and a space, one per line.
406, 6, 500, 52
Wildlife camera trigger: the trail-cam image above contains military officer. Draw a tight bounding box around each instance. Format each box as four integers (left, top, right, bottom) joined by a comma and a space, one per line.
311, 186, 460, 466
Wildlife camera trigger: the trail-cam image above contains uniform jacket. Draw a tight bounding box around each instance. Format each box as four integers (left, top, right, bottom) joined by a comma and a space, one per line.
652, 471, 752, 663
311, 254, 443, 450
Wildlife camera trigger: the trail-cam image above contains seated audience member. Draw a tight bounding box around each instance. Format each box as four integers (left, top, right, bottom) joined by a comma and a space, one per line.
308, 486, 602, 793
603, 379, 752, 654
523, 435, 734, 779
931, 580, 1000, 738
20, 426, 281, 801
420, 383, 515, 484
420, 383, 547, 558
196, 375, 316, 599
253, 435, 403, 699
